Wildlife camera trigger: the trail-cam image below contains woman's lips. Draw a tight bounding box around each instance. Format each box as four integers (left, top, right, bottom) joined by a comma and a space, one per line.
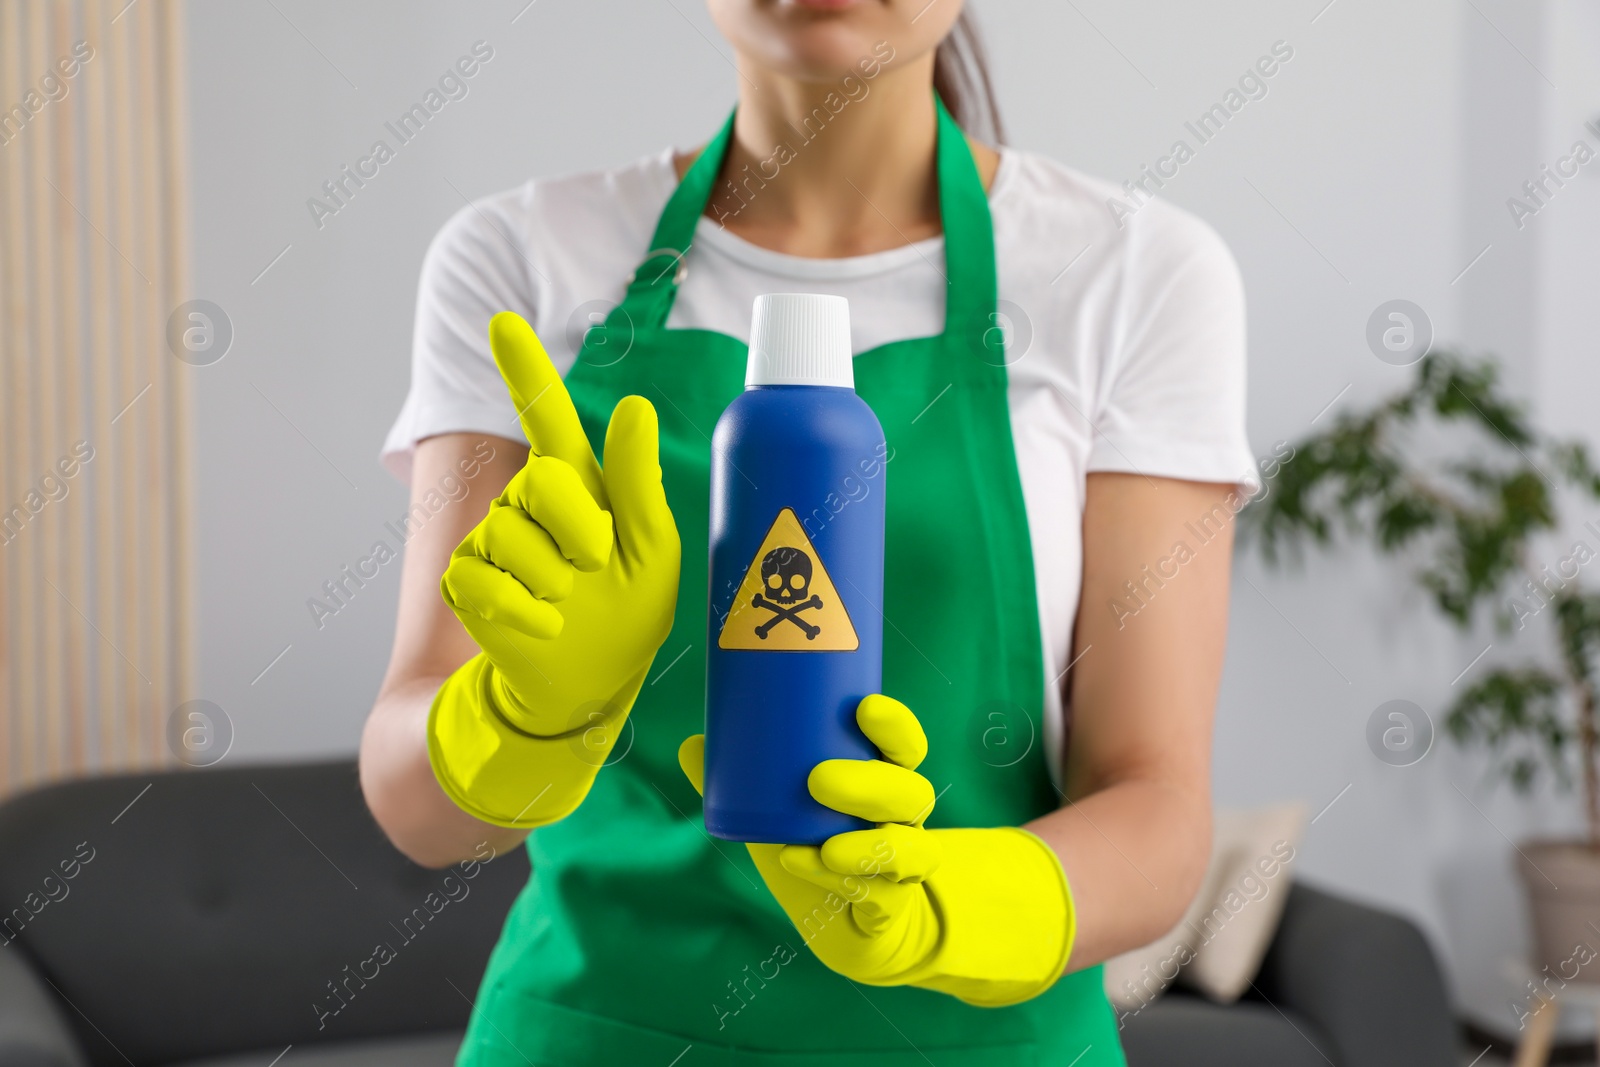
781, 0, 864, 11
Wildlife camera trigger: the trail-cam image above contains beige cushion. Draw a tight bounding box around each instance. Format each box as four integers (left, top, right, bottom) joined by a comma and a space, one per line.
1103, 802, 1308, 1012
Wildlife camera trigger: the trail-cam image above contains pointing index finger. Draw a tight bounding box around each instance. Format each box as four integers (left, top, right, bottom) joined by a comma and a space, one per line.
489, 311, 606, 505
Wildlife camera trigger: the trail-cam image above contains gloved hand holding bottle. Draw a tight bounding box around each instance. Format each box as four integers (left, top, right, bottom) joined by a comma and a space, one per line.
679, 694, 1076, 1007
428, 311, 680, 828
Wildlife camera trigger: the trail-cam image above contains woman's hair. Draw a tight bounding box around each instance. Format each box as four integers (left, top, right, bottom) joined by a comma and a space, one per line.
932, 10, 1005, 145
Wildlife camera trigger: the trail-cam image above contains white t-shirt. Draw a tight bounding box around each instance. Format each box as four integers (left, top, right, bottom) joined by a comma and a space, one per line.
383, 145, 1253, 766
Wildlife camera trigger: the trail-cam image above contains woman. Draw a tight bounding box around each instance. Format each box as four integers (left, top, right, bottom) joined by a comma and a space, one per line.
362, 2, 1251, 1063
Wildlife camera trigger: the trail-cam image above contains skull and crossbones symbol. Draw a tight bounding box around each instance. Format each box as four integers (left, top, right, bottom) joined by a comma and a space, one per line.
752, 546, 823, 640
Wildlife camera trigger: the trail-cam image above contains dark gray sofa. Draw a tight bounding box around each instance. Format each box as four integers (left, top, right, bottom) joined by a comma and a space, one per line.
1118, 884, 1459, 1065
0, 761, 1457, 1065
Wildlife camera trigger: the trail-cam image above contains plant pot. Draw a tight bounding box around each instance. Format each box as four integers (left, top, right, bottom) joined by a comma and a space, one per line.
1518, 839, 1600, 982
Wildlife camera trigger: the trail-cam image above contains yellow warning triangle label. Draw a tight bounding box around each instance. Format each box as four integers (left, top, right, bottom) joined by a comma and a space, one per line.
718, 508, 859, 652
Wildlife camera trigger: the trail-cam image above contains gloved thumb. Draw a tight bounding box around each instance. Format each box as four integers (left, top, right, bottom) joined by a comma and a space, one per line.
677, 734, 706, 796
603, 395, 675, 560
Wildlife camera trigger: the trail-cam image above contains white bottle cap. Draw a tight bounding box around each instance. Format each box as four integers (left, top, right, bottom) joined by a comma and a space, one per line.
746, 293, 854, 389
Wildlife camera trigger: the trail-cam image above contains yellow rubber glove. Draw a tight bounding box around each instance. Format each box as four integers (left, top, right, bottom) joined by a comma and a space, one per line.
678, 695, 1075, 1007
428, 311, 680, 828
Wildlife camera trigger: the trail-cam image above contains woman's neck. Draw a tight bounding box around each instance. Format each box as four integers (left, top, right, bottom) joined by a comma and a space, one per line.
681, 55, 998, 259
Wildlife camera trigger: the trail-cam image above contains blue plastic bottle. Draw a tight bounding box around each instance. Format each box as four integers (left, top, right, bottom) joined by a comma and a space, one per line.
704, 294, 886, 845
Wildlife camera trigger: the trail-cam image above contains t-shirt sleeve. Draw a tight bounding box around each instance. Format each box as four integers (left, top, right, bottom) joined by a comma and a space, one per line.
380, 193, 538, 483
1086, 208, 1254, 486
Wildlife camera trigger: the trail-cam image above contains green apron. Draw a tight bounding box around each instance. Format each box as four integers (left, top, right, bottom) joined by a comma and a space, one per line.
459, 99, 1125, 1067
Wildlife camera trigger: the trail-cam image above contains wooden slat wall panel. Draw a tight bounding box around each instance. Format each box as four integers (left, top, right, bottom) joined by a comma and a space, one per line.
132, 0, 170, 764
159, 0, 195, 720
82, 0, 119, 768
105, 0, 144, 762
53, 0, 87, 773
0, 0, 194, 792
0, 2, 28, 783
27, 2, 64, 778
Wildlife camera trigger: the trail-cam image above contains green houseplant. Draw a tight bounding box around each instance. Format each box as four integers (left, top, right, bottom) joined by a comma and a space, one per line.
1242, 353, 1600, 974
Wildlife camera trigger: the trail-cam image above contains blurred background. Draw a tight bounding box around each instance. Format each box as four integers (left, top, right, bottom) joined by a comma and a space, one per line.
3, 0, 1599, 1061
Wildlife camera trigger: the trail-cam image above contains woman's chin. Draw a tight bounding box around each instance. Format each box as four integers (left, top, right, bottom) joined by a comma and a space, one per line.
748, 29, 899, 80
712, 0, 931, 81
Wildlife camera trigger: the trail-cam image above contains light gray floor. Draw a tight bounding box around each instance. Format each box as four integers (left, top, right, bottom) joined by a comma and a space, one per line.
173, 1035, 1543, 1067
170, 1032, 462, 1067
1462, 1041, 1511, 1067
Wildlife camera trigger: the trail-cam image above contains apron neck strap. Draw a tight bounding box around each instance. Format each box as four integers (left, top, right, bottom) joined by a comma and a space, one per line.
928, 95, 999, 340
616, 95, 998, 335
616, 111, 736, 327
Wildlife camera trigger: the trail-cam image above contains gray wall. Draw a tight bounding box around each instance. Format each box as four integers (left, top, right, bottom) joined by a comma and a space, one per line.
185, 0, 1600, 1037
